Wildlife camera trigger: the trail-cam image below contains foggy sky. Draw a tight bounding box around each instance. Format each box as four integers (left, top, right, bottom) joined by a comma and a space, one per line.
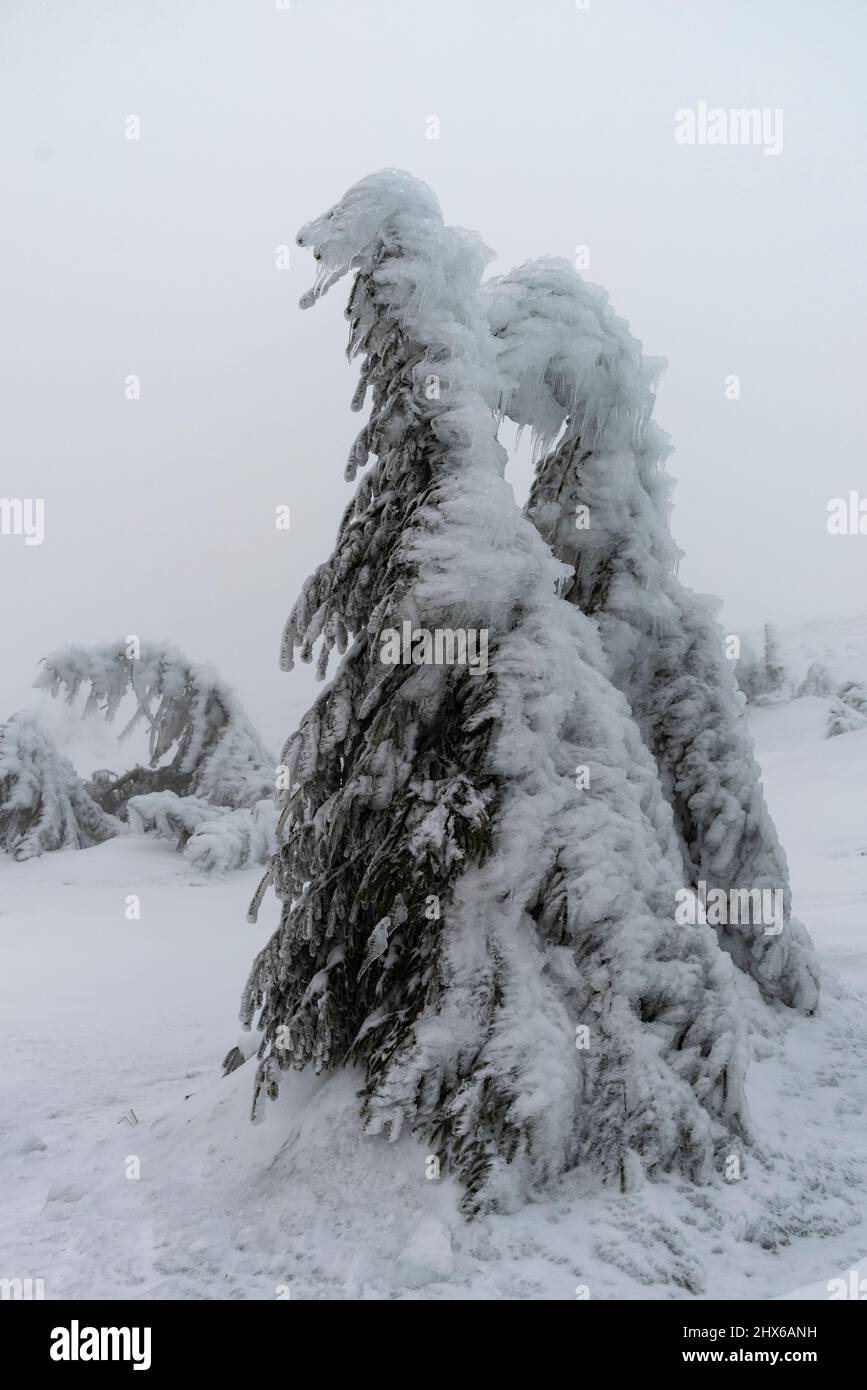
1, 0, 864, 752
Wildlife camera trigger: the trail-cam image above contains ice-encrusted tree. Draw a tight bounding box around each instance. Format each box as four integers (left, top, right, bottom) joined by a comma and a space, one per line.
797, 662, 834, 699
29, 641, 277, 872
826, 699, 867, 738
485, 257, 819, 1014
35, 641, 275, 814
237, 171, 749, 1211
826, 681, 867, 738
835, 680, 867, 718
734, 636, 767, 705
0, 711, 120, 859
761, 624, 789, 701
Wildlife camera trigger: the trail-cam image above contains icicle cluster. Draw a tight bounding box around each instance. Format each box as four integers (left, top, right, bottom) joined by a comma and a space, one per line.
485, 257, 819, 1014
238, 172, 749, 1212
0, 711, 120, 860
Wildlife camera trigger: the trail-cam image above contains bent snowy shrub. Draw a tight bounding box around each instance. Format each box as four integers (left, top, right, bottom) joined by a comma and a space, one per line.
36, 640, 275, 814
0, 711, 120, 860
129, 790, 277, 873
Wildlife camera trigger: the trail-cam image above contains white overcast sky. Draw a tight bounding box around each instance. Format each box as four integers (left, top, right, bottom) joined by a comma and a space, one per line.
1, 0, 864, 752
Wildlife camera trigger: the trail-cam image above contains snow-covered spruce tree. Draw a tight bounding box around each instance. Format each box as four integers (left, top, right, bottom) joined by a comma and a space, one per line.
485, 258, 819, 1014
35, 641, 275, 814
760, 623, 789, 702
797, 662, 834, 699
835, 680, 867, 718
826, 699, 867, 738
0, 710, 120, 860
825, 681, 867, 738
734, 636, 768, 705
238, 171, 748, 1212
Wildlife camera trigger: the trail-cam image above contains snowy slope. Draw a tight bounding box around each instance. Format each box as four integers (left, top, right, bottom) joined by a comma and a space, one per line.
1, 696, 867, 1300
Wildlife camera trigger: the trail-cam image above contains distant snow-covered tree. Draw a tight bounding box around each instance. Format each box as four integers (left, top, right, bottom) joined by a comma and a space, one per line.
835, 680, 867, 718
734, 637, 768, 705
761, 623, 789, 702
826, 681, 867, 738
35, 641, 275, 814
826, 699, 867, 738
0, 711, 120, 860
797, 662, 835, 699
485, 257, 819, 1014
237, 172, 748, 1212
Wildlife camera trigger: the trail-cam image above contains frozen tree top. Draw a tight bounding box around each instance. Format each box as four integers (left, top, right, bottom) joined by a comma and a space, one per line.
296, 168, 487, 307
296, 170, 498, 415
280, 170, 511, 676
484, 257, 668, 459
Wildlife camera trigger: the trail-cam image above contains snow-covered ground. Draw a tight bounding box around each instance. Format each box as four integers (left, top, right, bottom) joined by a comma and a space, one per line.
2, 690, 867, 1300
